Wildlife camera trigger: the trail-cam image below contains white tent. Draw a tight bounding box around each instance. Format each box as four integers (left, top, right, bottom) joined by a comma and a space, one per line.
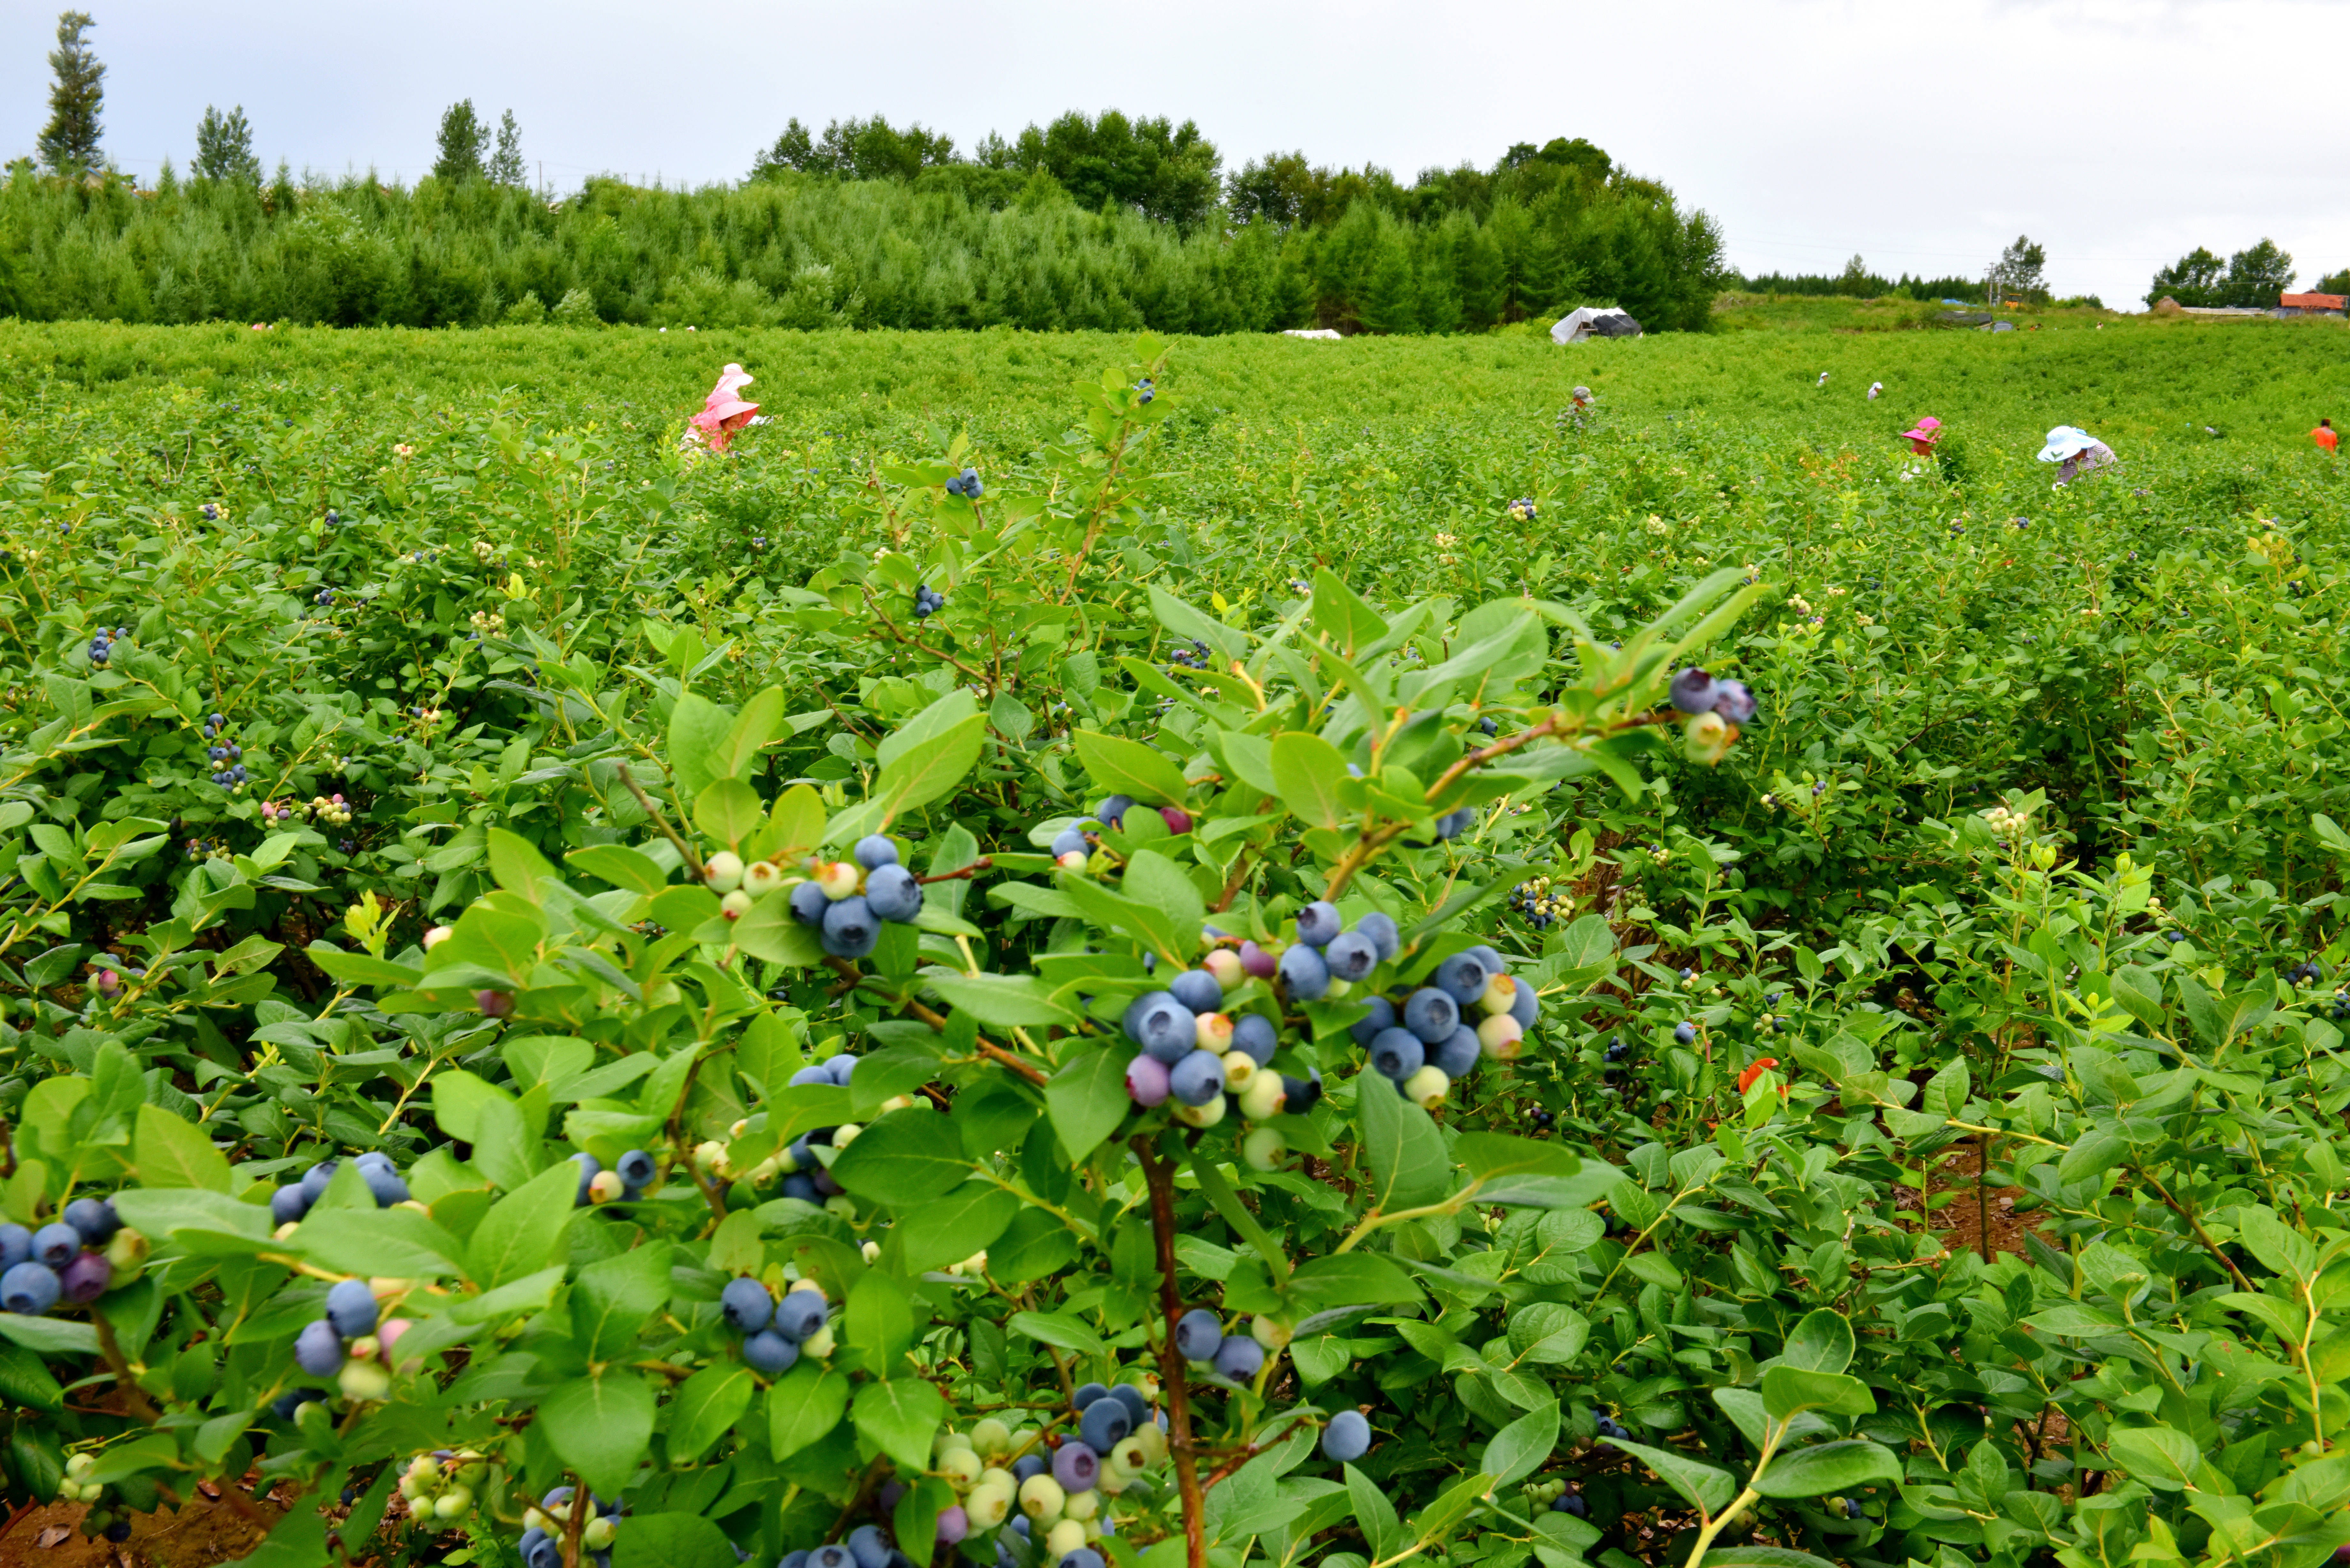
1282, 328, 1343, 339
1550, 308, 1643, 344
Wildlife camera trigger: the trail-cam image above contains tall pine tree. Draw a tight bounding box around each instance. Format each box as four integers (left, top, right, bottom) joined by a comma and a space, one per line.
487, 110, 526, 187
431, 100, 489, 185
194, 105, 260, 184
37, 11, 105, 178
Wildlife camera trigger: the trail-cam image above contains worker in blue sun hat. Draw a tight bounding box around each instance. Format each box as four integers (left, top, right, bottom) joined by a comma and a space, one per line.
2039, 425, 2117, 486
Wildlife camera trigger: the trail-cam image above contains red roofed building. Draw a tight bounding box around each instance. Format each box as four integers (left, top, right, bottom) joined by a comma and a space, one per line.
2278, 291, 2346, 317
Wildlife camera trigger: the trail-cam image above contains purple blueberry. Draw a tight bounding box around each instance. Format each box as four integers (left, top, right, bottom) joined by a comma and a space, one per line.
1669, 667, 1719, 714
1053, 1442, 1099, 1491
59, 1251, 111, 1303
1126, 1054, 1172, 1106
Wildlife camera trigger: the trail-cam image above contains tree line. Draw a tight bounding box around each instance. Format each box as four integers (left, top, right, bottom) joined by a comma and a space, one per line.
5, 12, 1723, 335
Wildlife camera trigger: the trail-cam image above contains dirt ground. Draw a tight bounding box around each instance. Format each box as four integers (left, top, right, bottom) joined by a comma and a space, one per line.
1908, 1136, 2043, 1260
0, 1482, 292, 1568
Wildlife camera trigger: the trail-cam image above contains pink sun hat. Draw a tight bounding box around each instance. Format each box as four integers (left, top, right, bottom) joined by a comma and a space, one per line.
1900, 416, 1942, 441
708, 362, 754, 402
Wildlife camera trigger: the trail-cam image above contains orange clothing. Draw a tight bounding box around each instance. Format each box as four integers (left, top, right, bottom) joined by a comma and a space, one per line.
2317, 426, 2340, 453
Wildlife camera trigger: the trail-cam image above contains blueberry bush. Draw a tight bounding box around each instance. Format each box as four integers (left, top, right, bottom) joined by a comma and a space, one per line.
1, 323, 2349, 1568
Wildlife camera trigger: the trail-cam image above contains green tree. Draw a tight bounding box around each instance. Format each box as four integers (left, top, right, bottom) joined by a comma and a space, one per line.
1994, 234, 2047, 302
2146, 245, 2225, 306
432, 99, 489, 185
193, 104, 260, 184
487, 109, 525, 187
2318, 267, 2350, 295
1010, 110, 1222, 230
36, 11, 105, 178
2219, 237, 2293, 307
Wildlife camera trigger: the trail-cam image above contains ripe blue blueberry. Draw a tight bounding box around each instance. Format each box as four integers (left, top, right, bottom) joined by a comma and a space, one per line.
1212, 1336, 1265, 1379
1168, 968, 1222, 1014
1674, 1021, 1698, 1045
1294, 901, 1342, 948
362, 1165, 409, 1207
847, 1526, 891, 1568
326, 1279, 379, 1338
721, 1278, 774, 1332
811, 1547, 854, 1568
1322, 1409, 1371, 1461
1126, 991, 1198, 1065
853, 834, 898, 870
1556, 1493, 1589, 1518
1072, 1381, 1109, 1410
1053, 1441, 1099, 1491
1174, 1308, 1224, 1361
1323, 931, 1377, 982
1354, 911, 1400, 961
1050, 827, 1089, 858
31, 1223, 79, 1269
1080, 1395, 1131, 1450
299, 1160, 339, 1206
789, 880, 831, 928
1061, 1552, 1104, 1568
0, 1224, 29, 1270
1402, 988, 1459, 1044
569, 1151, 600, 1206
1348, 995, 1396, 1045
617, 1150, 656, 1188
1369, 1028, 1425, 1082
1096, 795, 1134, 827
1010, 1454, 1047, 1483
1432, 1026, 1480, 1079
0, 1261, 60, 1315
271, 1185, 310, 1225
744, 1329, 799, 1375
1669, 667, 1719, 714
1230, 1012, 1277, 1066
863, 864, 923, 922
1278, 943, 1330, 1000
826, 1053, 858, 1086
1169, 1050, 1224, 1106
821, 895, 879, 958
1110, 1383, 1149, 1425
1711, 680, 1758, 724
62, 1197, 117, 1244
779, 1173, 819, 1203
1434, 951, 1491, 1006
1510, 978, 1539, 1030
774, 1289, 828, 1342
294, 1318, 345, 1376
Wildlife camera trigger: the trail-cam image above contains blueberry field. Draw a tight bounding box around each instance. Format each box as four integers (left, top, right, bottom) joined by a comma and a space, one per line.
1, 312, 2349, 1568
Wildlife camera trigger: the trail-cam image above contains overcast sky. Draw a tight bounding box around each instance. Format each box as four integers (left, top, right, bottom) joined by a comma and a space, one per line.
5, 0, 2346, 309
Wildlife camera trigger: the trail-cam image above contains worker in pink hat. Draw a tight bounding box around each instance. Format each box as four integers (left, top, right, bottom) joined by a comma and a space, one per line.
689, 363, 760, 453
1900, 417, 1942, 456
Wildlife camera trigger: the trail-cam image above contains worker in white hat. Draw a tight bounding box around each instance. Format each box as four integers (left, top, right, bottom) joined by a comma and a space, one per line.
2039, 426, 2116, 486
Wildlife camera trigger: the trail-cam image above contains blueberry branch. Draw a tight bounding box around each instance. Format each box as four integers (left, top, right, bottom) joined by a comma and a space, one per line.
1135, 1131, 1208, 1568
614, 763, 705, 881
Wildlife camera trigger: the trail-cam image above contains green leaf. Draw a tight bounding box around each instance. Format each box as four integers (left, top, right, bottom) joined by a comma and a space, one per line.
1761, 1366, 1876, 1421
1046, 1046, 1133, 1163
893, 1184, 1021, 1275
0, 1340, 63, 1411
666, 1366, 756, 1466
1072, 730, 1189, 807
668, 692, 734, 803
1706, 1550, 1845, 1568
1482, 1400, 1559, 1489
464, 1158, 584, 1287
922, 969, 1077, 1029
572, 1241, 673, 1362
1780, 1308, 1854, 1375
828, 1111, 973, 1204
854, 1379, 946, 1473
1270, 732, 1351, 830
1606, 1436, 1736, 1517
732, 893, 828, 967
1122, 848, 1206, 935
877, 689, 980, 773
1311, 570, 1390, 660
2105, 1425, 2202, 1492
1345, 1462, 1403, 1563
1148, 585, 1246, 664
1355, 1071, 1450, 1211
134, 1103, 231, 1191
715, 687, 788, 781
0, 1313, 99, 1355
1009, 1310, 1106, 1360
616, 1514, 742, 1568
2024, 1301, 2128, 1336
694, 778, 766, 851
1289, 1253, 1421, 1308
1750, 1440, 1904, 1499
769, 1360, 852, 1458
540, 1370, 656, 1496
568, 843, 671, 894
295, 1207, 470, 1280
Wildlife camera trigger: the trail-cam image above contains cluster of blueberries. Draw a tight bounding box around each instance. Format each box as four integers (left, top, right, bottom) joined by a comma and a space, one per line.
200, 502, 222, 521
568, 1147, 658, 1207
1668, 667, 1759, 726
1117, 943, 1325, 1153
87, 624, 127, 667
1338, 934, 1541, 1107
270, 1152, 410, 1224
704, 1052, 861, 1205
2288, 961, 2323, 986
198, 711, 249, 791
59, 1451, 133, 1541
1049, 796, 1191, 871
782, 835, 925, 959
719, 1274, 835, 1376
913, 585, 949, 619
1166, 639, 1213, 673
1507, 497, 1538, 522
396, 1448, 486, 1527
1524, 1477, 1588, 1518
518, 1485, 624, 1568
1507, 876, 1570, 931
0, 1197, 139, 1316
944, 467, 985, 499
1133, 378, 1155, 405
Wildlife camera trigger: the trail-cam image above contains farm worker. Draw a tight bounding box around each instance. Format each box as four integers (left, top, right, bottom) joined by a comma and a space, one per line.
1868, 382, 1882, 401
2316, 418, 2339, 454
689, 363, 760, 453
1571, 385, 1593, 409
1900, 417, 1941, 456
2038, 425, 2117, 486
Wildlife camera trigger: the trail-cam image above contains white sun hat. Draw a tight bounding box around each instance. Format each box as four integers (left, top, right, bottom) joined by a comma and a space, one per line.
2038, 426, 2098, 463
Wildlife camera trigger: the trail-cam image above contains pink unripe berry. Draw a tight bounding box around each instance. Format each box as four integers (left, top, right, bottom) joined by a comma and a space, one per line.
475, 990, 514, 1019
94, 970, 120, 995
1159, 806, 1193, 834
1238, 941, 1277, 979
1126, 1055, 1171, 1107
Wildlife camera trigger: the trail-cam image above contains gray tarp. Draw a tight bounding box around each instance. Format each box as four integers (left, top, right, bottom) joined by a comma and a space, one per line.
1550, 308, 1644, 344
